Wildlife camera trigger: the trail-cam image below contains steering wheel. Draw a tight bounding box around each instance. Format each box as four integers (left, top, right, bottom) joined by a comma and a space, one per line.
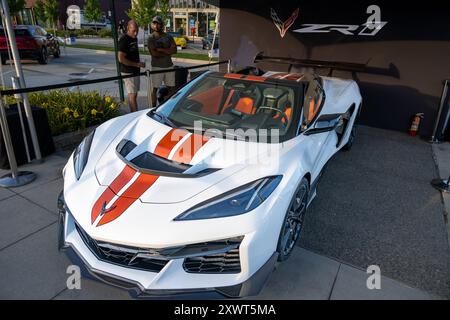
257, 106, 289, 125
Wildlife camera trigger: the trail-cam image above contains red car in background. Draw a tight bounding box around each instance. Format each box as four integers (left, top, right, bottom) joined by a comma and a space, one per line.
0, 25, 60, 65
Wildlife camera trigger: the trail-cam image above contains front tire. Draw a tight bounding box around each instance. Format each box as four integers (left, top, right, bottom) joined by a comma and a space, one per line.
38, 47, 48, 64
53, 46, 60, 58
343, 125, 357, 151
276, 177, 309, 261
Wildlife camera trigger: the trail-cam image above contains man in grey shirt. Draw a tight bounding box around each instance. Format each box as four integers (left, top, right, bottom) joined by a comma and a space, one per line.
147, 16, 177, 107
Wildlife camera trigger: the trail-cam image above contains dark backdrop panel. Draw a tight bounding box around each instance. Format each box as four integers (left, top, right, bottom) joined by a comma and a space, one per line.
215, 0, 450, 137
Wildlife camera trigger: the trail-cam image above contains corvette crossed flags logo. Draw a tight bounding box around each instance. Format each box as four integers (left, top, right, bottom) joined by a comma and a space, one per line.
270, 7, 300, 38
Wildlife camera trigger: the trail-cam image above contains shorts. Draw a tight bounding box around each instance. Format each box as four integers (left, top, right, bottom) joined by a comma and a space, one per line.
150, 66, 176, 88
122, 73, 140, 94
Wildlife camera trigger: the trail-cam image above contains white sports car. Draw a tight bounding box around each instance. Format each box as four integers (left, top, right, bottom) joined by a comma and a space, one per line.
58, 56, 363, 298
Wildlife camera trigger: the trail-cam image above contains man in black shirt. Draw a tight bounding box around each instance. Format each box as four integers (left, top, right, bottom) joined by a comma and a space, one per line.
118, 20, 145, 113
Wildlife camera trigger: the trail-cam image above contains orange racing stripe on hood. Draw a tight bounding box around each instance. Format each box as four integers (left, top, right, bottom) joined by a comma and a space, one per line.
96, 174, 159, 226
91, 129, 209, 227
153, 128, 189, 158
91, 165, 136, 224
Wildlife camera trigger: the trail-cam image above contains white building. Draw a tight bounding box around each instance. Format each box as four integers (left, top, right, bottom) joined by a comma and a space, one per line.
169, 0, 219, 37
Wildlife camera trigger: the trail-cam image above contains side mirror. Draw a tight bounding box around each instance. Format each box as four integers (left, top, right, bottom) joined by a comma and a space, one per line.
157, 85, 169, 104
304, 113, 343, 135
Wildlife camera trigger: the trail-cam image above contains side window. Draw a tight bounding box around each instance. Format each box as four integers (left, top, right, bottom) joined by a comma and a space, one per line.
40, 27, 47, 36
303, 80, 324, 127
35, 27, 44, 36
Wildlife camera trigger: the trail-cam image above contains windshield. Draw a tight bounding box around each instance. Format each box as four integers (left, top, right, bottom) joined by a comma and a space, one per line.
156, 73, 302, 142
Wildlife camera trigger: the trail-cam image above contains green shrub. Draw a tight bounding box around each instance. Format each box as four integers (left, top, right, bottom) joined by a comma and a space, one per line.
67, 28, 99, 37
28, 90, 122, 136
44, 28, 69, 38
1, 89, 122, 136
98, 29, 112, 38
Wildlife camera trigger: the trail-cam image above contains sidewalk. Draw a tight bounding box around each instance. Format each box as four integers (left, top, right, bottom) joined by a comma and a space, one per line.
0, 151, 440, 299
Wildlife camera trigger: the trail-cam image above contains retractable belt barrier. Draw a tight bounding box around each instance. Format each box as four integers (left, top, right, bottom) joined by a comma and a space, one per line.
0, 60, 229, 96
0, 60, 229, 188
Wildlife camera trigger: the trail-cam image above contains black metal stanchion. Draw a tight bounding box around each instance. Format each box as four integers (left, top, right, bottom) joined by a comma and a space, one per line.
430, 80, 449, 143
146, 69, 152, 108
431, 176, 450, 193
0, 94, 36, 188
109, 0, 125, 102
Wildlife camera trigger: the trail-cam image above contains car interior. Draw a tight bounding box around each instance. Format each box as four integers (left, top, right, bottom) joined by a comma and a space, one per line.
169, 75, 300, 136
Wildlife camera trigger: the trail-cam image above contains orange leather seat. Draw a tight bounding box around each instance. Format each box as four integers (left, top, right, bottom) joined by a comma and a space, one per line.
234, 97, 256, 115
273, 106, 292, 124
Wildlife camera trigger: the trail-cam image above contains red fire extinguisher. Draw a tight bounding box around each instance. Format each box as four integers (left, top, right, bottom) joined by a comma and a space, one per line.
408, 113, 424, 136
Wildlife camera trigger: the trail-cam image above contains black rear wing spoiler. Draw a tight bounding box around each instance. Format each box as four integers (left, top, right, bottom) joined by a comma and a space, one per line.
253, 52, 400, 79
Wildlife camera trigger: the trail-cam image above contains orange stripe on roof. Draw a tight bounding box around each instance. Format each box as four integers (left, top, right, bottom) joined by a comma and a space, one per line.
224, 73, 244, 79
244, 75, 266, 82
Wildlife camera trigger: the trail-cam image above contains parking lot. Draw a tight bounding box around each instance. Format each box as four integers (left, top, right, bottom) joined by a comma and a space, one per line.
0, 46, 218, 106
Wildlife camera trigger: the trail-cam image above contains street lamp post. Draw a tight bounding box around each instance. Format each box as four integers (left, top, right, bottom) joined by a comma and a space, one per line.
109, 0, 125, 102
1, 0, 42, 161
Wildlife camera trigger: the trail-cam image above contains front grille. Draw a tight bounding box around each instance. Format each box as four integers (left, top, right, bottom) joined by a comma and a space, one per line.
183, 247, 241, 274
75, 223, 169, 273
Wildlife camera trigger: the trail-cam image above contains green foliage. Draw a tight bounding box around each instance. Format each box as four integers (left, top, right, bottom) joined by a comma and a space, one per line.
29, 90, 122, 135
7, 0, 25, 24
157, 0, 170, 27
2, 89, 122, 136
45, 28, 69, 37
84, 0, 102, 26
44, 0, 59, 30
98, 28, 112, 38
126, 0, 157, 30
7, 0, 26, 16
68, 28, 98, 37
33, 0, 47, 27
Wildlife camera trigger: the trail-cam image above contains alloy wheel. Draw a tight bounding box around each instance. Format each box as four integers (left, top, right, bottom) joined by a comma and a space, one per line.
280, 182, 308, 257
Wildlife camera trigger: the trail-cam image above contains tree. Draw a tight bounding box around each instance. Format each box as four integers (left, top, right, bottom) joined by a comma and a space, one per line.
126, 0, 157, 31
7, 0, 26, 24
84, 0, 102, 32
44, 0, 59, 34
157, 0, 170, 29
33, 0, 47, 27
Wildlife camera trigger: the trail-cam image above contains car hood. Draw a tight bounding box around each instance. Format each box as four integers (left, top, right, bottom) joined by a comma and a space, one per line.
94, 113, 281, 205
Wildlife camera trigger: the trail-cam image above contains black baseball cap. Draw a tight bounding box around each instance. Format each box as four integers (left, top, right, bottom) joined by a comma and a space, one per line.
152, 16, 163, 25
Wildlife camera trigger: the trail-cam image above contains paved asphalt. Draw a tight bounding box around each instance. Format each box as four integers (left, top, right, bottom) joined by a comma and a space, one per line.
300, 125, 450, 298
0, 47, 217, 98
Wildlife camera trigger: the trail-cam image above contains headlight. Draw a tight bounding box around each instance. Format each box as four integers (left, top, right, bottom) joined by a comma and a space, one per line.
174, 176, 282, 221
73, 130, 95, 180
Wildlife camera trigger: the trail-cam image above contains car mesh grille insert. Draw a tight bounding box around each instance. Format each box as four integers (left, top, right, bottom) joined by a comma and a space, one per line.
75, 223, 168, 272
183, 248, 241, 273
